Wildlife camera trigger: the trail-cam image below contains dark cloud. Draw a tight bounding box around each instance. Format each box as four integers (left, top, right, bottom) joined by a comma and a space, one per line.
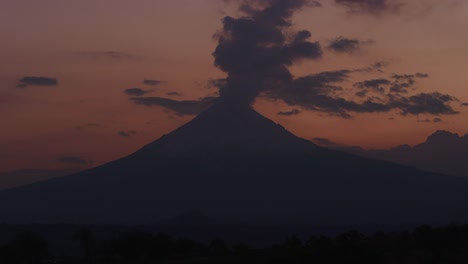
124, 88, 152, 96
167, 92, 182, 96
131, 96, 218, 116
213, 0, 323, 105
389, 81, 413, 94
353, 78, 390, 93
359, 61, 388, 73
270, 70, 457, 118
16, 76, 58, 88
57, 156, 91, 166
392, 73, 429, 80
355, 90, 368, 97
304, 70, 351, 83
353, 78, 389, 97
396, 93, 457, 116
415, 73, 429, 78
143, 79, 164, 86
386, 73, 428, 94
118, 130, 137, 137
334, 0, 404, 15
276, 69, 348, 95
277, 109, 301, 116
327, 37, 360, 54
269, 69, 354, 118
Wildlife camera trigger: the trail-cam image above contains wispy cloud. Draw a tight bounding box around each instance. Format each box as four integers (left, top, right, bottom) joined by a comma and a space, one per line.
334, 0, 404, 15
131, 96, 218, 116
277, 109, 301, 116
16, 76, 58, 88
327, 37, 374, 54
117, 130, 137, 138
418, 118, 443, 123
124, 88, 152, 96
76, 51, 139, 60
143, 79, 165, 86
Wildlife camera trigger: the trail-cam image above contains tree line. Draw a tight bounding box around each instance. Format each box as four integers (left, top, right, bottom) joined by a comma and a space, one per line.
3, 224, 468, 263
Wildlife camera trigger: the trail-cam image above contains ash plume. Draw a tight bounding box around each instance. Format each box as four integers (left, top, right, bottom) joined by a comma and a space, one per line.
213, 0, 323, 105
131, 0, 458, 119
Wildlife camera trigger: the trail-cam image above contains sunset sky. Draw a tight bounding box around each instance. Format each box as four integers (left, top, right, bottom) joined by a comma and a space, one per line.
1, 0, 467, 174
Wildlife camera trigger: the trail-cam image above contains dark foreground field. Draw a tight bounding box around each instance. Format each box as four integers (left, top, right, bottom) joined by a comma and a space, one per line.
2, 224, 468, 264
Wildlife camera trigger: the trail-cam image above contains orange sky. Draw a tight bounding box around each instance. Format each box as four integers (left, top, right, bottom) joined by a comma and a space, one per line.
1, 0, 467, 173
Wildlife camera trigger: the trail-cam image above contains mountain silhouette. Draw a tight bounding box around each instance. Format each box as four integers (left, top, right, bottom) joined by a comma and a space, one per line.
320, 130, 468, 177
1, 102, 468, 227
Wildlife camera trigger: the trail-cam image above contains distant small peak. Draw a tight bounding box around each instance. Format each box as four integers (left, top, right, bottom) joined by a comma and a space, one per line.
426, 130, 459, 144
276, 123, 285, 129
393, 144, 412, 151
428, 130, 458, 138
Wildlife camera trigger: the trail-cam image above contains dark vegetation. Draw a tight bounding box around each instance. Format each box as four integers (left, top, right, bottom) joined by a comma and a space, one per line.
3, 224, 468, 263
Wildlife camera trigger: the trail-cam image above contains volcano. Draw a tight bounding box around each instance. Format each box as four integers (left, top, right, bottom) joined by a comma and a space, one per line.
1, 102, 468, 226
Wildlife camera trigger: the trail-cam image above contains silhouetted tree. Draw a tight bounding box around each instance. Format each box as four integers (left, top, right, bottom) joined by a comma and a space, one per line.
11, 233, 48, 264
210, 238, 230, 255
110, 230, 156, 262
77, 226, 95, 259
232, 243, 250, 255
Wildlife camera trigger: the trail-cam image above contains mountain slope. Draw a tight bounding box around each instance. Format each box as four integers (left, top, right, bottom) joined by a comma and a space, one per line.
0, 169, 79, 190
1, 102, 468, 226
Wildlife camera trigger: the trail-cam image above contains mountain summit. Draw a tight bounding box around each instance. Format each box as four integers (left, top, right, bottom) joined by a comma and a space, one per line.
136, 102, 320, 156
1, 103, 468, 226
